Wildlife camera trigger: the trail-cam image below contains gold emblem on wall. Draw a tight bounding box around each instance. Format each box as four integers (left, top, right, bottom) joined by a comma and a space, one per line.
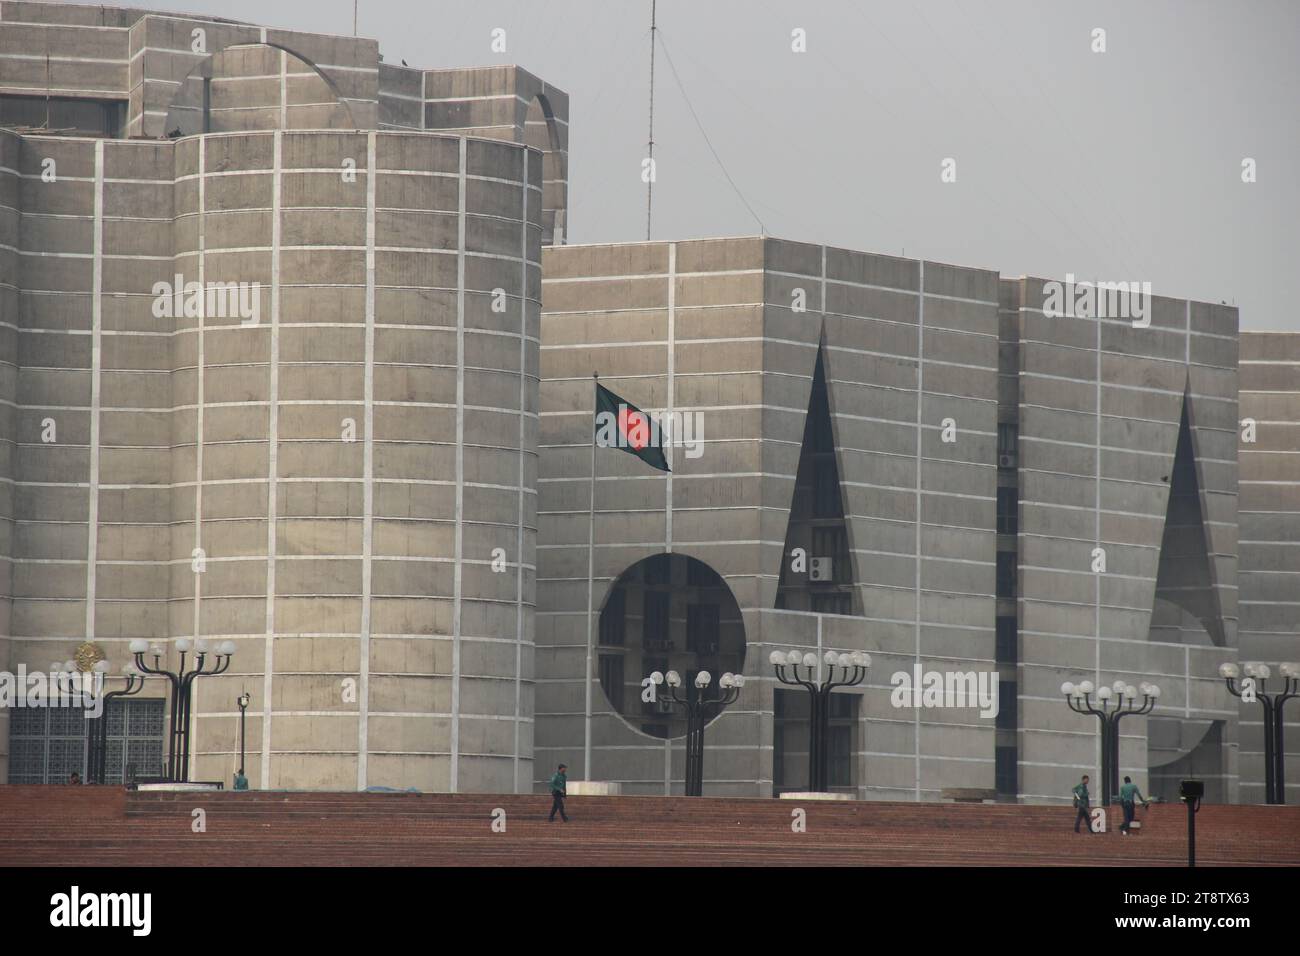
74, 641, 106, 672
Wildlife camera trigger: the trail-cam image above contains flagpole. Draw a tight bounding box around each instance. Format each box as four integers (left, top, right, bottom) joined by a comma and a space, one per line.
584, 371, 599, 781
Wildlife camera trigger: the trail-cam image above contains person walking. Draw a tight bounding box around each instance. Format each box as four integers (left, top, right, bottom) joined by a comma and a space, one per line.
1118, 776, 1149, 835
548, 763, 569, 823
1072, 774, 1093, 834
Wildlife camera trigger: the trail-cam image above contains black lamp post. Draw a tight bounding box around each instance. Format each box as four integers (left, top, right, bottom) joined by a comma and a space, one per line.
1180, 779, 1203, 867
87, 663, 145, 785
129, 638, 235, 782
1220, 661, 1299, 805
1062, 678, 1160, 806
237, 691, 251, 777
770, 649, 870, 793
650, 669, 743, 797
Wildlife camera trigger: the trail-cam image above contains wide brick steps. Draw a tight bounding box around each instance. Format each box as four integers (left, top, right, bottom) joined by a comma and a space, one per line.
1, 786, 1296, 866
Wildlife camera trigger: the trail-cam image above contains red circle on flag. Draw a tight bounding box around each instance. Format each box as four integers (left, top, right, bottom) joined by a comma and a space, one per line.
618, 408, 648, 450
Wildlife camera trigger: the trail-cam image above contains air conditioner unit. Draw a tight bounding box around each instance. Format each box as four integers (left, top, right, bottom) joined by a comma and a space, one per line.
998, 453, 1017, 469
809, 556, 834, 582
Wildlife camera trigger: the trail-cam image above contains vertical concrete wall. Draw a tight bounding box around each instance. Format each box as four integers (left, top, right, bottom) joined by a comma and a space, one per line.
0, 2, 568, 240
170, 131, 541, 792
0, 129, 18, 781
0, 129, 541, 792
8, 134, 102, 729
764, 243, 1002, 799
1238, 332, 1300, 804
422, 67, 569, 245
96, 137, 174, 689
1013, 279, 1239, 803
0, 130, 175, 771
537, 238, 1000, 799
0, 1, 557, 793
538, 239, 768, 794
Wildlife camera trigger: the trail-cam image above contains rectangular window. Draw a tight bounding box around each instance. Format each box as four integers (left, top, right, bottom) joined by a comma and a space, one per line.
110, 699, 166, 783
641, 656, 670, 715
813, 464, 840, 517
643, 554, 672, 587
642, 592, 670, 651
828, 693, 856, 720
810, 592, 851, 615
8, 698, 165, 784
996, 680, 1017, 732
599, 654, 624, 714
827, 725, 853, 787
0, 94, 126, 138
996, 486, 1018, 535
996, 616, 1017, 663
686, 604, 719, 655
995, 745, 1018, 795
996, 551, 1017, 598
827, 693, 858, 788
810, 384, 835, 452
599, 588, 625, 646
811, 526, 849, 582
997, 423, 1018, 459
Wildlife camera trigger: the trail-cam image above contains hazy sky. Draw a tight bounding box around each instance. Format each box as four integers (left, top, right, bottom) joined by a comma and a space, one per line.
119, 0, 1299, 329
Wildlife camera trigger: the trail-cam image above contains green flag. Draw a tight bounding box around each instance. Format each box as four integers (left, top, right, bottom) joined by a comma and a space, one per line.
594, 383, 670, 472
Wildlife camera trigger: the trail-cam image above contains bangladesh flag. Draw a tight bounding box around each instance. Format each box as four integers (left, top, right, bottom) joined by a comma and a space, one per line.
594, 383, 670, 472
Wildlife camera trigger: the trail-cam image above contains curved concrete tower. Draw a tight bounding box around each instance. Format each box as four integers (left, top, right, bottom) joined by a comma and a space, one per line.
0, 2, 554, 792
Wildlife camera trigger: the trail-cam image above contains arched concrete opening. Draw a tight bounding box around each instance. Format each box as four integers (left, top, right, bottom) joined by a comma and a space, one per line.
164, 43, 355, 135
596, 553, 746, 740
524, 93, 566, 245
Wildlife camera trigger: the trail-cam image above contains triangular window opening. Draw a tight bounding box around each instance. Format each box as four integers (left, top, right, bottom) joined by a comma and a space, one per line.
775, 346, 860, 615
1149, 390, 1225, 646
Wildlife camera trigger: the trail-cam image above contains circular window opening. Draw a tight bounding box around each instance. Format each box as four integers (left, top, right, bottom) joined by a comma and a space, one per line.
597, 553, 746, 740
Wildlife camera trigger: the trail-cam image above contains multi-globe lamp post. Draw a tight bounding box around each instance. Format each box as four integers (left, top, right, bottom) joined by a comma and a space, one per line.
129, 638, 236, 782
769, 649, 870, 793
51, 658, 113, 782
87, 662, 145, 785
1061, 678, 1160, 806
51, 657, 105, 705
1219, 661, 1299, 805
647, 669, 744, 797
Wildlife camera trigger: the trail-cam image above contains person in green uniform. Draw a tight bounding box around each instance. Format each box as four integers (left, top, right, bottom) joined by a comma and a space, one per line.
548, 763, 569, 822
1118, 776, 1148, 835
233, 770, 249, 791
1072, 775, 1092, 834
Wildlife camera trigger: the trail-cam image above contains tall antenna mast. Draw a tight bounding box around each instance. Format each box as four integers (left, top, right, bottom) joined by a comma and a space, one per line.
353, 0, 358, 36
645, 0, 656, 241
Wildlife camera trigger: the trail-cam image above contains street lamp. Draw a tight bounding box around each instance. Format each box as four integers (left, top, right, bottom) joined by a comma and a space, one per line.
87, 662, 145, 785
237, 691, 251, 777
770, 649, 870, 793
1062, 677, 1159, 806
129, 637, 236, 782
650, 668, 744, 797
1220, 661, 1300, 804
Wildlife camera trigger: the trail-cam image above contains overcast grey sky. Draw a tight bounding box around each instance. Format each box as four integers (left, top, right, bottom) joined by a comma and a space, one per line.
123, 0, 1299, 329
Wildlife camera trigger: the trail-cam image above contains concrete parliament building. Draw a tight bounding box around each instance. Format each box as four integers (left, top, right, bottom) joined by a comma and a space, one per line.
0, 2, 1294, 804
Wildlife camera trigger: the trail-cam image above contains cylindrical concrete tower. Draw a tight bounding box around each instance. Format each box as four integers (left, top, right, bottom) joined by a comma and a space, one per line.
1, 5, 553, 794
173, 130, 542, 792
0, 126, 540, 792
